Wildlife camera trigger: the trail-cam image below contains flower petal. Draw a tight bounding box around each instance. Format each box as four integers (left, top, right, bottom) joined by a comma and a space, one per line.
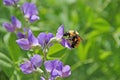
38, 32, 47, 48
54, 60, 63, 71
51, 69, 61, 78
28, 29, 38, 46
30, 54, 42, 68
61, 38, 71, 49
16, 38, 31, 50
17, 32, 26, 39
20, 61, 34, 74
21, 2, 29, 14
28, 3, 38, 15
44, 60, 55, 72
56, 25, 64, 39
3, 0, 14, 6
30, 15, 40, 22
62, 65, 71, 77
46, 33, 54, 43
11, 16, 21, 29
2, 22, 15, 32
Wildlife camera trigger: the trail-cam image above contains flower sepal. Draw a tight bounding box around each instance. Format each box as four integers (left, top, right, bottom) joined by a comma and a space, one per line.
36, 67, 44, 74
49, 37, 62, 44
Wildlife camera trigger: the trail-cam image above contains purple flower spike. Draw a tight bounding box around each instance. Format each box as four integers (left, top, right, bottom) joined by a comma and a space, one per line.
20, 61, 34, 74
38, 32, 54, 48
44, 60, 71, 79
30, 54, 42, 68
3, 0, 19, 6
2, 16, 21, 32
21, 2, 40, 22
16, 29, 39, 50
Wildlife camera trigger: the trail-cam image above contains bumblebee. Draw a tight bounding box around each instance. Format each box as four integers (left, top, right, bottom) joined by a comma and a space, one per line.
63, 30, 82, 48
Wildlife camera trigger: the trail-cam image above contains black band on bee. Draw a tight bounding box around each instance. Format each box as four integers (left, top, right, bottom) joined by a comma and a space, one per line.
63, 32, 70, 36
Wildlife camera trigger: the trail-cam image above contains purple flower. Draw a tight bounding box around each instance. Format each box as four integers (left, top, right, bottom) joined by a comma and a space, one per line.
61, 38, 71, 49
17, 32, 26, 39
16, 28, 30, 39
20, 54, 42, 74
2, 16, 21, 32
16, 29, 39, 50
55, 25, 71, 49
30, 54, 42, 68
20, 61, 35, 74
38, 32, 54, 49
3, 0, 19, 6
44, 60, 71, 79
21, 2, 40, 22
61, 65, 71, 77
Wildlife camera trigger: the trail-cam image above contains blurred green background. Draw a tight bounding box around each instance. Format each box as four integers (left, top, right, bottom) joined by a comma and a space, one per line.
0, 0, 120, 80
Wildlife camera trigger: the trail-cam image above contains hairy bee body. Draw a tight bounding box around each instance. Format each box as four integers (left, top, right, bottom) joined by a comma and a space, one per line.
64, 30, 81, 48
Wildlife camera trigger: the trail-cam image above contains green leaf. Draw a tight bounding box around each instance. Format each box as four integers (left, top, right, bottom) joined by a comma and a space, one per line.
4, 33, 23, 62
0, 53, 14, 78
48, 44, 65, 55
0, 60, 12, 69
86, 30, 101, 39
0, 52, 12, 63
93, 18, 111, 32
3, 33, 10, 46
10, 70, 20, 80
48, 44, 67, 59
113, 29, 120, 47
87, 63, 99, 75
99, 50, 112, 60
77, 41, 92, 62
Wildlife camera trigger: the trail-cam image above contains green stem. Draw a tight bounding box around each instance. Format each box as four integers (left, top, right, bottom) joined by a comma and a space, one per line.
42, 39, 55, 79
43, 48, 46, 61
42, 48, 49, 79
